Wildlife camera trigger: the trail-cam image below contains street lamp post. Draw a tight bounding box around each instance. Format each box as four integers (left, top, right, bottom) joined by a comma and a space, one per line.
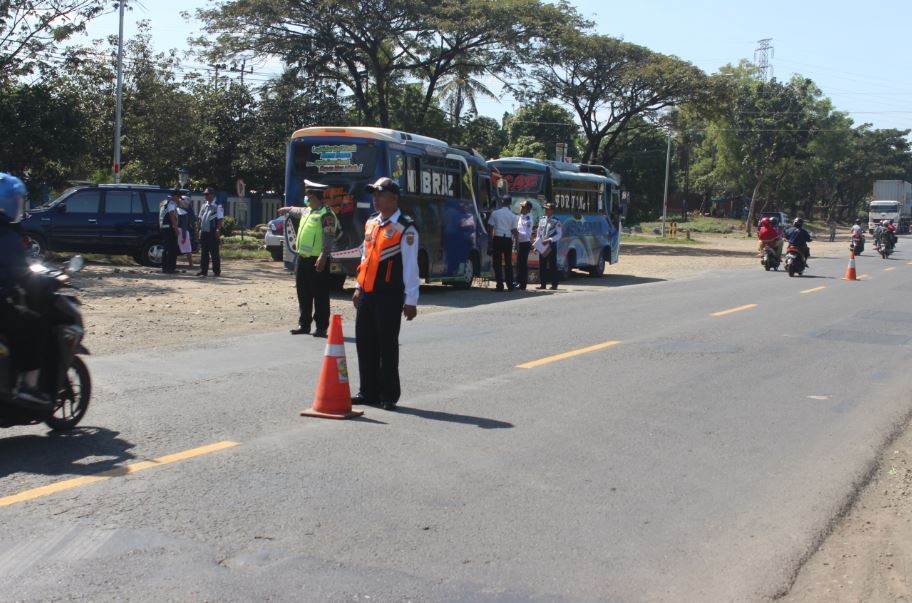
661, 129, 671, 238
113, 0, 126, 183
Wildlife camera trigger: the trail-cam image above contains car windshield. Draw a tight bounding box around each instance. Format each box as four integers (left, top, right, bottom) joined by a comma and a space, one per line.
41, 187, 80, 208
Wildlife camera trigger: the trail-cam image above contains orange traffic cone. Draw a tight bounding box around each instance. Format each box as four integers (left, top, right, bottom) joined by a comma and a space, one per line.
301, 315, 363, 420
843, 251, 858, 281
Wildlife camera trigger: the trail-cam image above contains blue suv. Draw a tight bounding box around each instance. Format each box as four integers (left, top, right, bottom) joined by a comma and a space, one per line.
21, 184, 177, 267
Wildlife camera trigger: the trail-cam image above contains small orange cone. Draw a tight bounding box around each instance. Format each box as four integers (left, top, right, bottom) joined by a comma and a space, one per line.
843, 251, 858, 281
301, 315, 363, 420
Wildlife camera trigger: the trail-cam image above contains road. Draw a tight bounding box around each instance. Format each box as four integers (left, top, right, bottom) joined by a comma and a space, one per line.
2, 246, 911, 602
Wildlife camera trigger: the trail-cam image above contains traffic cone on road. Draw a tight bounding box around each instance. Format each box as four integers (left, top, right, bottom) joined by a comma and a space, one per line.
301, 315, 363, 420
843, 251, 858, 281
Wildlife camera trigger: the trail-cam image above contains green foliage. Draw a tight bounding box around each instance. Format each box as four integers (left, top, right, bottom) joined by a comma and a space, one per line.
502, 102, 579, 160
220, 216, 237, 237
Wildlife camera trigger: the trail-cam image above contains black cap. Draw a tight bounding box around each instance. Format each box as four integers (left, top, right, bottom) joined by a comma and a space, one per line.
203, 186, 215, 194
365, 177, 400, 194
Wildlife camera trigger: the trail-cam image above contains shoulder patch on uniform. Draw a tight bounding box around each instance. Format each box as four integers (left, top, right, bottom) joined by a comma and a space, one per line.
405, 232, 416, 245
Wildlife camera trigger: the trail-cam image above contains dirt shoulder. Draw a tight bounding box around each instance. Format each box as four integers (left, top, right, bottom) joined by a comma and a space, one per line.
67, 232, 909, 601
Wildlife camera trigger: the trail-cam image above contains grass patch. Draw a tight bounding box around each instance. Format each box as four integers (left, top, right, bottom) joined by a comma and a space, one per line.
639, 216, 744, 234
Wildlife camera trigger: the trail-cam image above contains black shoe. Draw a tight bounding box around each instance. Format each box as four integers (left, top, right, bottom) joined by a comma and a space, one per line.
351, 394, 379, 406
550, 285, 558, 290
213, 273, 220, 277
537, 285, 546, 290
290, 326, 310, 335
312, 329, 328, 338
195, 272, 206, 277
518, 285, 526, 290
380, 400, 397, 411
496, 284, 504, 291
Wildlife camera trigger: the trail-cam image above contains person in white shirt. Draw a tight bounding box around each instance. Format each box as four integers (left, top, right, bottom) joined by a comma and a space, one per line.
196, 187, 224, 277
534, 202, 563, 290
486, 197, 518, 291
515, 200, 534, 290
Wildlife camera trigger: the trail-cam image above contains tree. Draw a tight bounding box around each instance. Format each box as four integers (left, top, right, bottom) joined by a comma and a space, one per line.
525, 31, 706, 165
502, 102, 579, 161
195, 0, 581, 130
0, 0, 108, 83
457, 116, 507, 159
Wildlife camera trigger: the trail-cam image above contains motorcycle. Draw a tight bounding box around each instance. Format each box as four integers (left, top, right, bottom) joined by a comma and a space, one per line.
0, 256, 91, 431
785, 244, 806, 277
850, 235, 865, 256
876, 235, 895, 259
761, 243, 781, 271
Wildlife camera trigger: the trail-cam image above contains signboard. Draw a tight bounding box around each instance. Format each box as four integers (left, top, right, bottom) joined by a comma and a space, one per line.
503, 173, 543, 194
306, 144, 364, 174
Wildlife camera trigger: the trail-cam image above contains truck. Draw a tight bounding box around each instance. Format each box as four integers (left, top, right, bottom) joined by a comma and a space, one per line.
869, 179, 912, 234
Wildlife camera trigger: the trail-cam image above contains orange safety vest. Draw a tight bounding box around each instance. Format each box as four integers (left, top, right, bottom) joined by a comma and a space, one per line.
357, 214, 416, 293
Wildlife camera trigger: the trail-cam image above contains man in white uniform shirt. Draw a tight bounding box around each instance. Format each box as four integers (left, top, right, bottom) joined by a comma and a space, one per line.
486, 197, 518, 291
515, 200, 533, 290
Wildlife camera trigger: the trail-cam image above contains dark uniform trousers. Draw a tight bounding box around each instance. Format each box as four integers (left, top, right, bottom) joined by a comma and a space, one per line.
492, 236, 514, 288
355, 291, 403, 405
161, 227, 178, 272
199, 231, 221, 276
516, 241, 531, 288
295, 256, 330, 332
540, 244, 559, 288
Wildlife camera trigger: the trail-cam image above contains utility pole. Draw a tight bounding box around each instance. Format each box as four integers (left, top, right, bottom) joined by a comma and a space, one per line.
113, 0, 126, 183
754, 38, 774, 82
662, 129, 671, 238
230, 59, 254, 86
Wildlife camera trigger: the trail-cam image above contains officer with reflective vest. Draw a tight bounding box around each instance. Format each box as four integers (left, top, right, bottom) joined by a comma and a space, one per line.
351, 177, 419, 410
277, 179, 340, 338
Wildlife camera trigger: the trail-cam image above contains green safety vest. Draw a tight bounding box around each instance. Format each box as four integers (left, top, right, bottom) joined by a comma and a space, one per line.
295, 205, 338, 257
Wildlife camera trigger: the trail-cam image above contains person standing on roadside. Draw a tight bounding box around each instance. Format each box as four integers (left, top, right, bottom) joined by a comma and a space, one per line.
534, 202, 562, 290
159, 190, 180, 274
515, 200, 533, 290
277, 180, 339, 338
176, 195, 195, 268
351, 177, 419, 411
487, 196, 517, 291
197, 187, 223, 277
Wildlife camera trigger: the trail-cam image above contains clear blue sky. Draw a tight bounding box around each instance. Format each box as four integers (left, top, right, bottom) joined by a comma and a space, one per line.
80, 0, 911, 132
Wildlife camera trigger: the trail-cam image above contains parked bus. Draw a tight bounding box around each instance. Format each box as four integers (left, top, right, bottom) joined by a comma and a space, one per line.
282, 126, 494, 287
487, 157, 621, 278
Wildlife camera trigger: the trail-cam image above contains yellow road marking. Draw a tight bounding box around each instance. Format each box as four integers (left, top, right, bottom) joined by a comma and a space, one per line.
884, 267, 896, 271
0, 441, 239, 508
801, 286, 826, 294
711, 304, 757, 317
858, 274, 869, 279
517, 341, 621, 369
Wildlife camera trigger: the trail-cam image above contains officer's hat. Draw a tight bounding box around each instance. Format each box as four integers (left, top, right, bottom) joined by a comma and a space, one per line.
303, 179, 329, 191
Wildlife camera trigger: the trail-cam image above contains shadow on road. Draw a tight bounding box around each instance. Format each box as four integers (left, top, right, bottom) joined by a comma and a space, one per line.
0, 427, 136, 479
622, 243, 757, 259
394, 406, 514, 429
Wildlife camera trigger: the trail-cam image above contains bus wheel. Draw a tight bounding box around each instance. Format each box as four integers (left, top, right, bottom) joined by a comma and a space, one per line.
561, 250, 576, 280
454, 252, 478, 289
588, 249, 606, 277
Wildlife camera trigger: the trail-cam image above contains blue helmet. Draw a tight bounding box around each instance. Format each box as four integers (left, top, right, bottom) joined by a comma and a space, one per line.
0, 172, 26, 223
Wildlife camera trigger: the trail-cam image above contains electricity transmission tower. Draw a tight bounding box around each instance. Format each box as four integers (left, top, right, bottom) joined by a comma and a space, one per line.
754, 38, 774, 81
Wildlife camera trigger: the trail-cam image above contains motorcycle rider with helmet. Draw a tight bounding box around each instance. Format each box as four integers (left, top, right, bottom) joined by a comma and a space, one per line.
884, 220, 897, 248
785, 217, 813, 267
0, 173, 51, 408
757, 217, 781, 259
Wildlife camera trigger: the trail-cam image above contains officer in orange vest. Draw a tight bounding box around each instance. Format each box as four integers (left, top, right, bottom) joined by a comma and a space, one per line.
351, 177, 419, 410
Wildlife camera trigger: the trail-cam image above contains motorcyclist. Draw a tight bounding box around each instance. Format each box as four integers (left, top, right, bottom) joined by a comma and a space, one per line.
0, 173, 51, 408
785, 217, 813, 266
850, 218, 865, 254
885, 220, 897, 248
757, 217, 780, 258
873, 220, 886, 249
769, 217, 785, 258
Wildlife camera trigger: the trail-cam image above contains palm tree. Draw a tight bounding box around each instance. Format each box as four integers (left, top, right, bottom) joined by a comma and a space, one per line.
438, 67, 498, 129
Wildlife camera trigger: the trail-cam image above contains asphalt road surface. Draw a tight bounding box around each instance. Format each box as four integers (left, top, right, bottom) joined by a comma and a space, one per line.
2, 245, 911, 602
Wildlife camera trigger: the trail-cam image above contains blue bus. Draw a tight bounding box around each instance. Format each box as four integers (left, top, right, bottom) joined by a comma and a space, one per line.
282, 126, 495, 287
487, 157, 621, 278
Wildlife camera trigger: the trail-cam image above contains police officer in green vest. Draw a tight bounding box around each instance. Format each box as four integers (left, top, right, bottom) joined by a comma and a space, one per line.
277, 180, 340, 337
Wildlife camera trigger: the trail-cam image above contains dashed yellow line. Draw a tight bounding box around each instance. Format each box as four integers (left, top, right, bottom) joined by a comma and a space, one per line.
801, 286, 826, 294
517, 341, 621, 369
0, 441, 240, 508
884, 267, 896, 271
711, 304, 757, 317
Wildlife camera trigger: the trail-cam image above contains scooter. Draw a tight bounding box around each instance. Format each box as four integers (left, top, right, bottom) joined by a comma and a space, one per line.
0, 256, 91, 431
761, 243, 781, 271
876, 236, 895, 259
785, 244, 806, 277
